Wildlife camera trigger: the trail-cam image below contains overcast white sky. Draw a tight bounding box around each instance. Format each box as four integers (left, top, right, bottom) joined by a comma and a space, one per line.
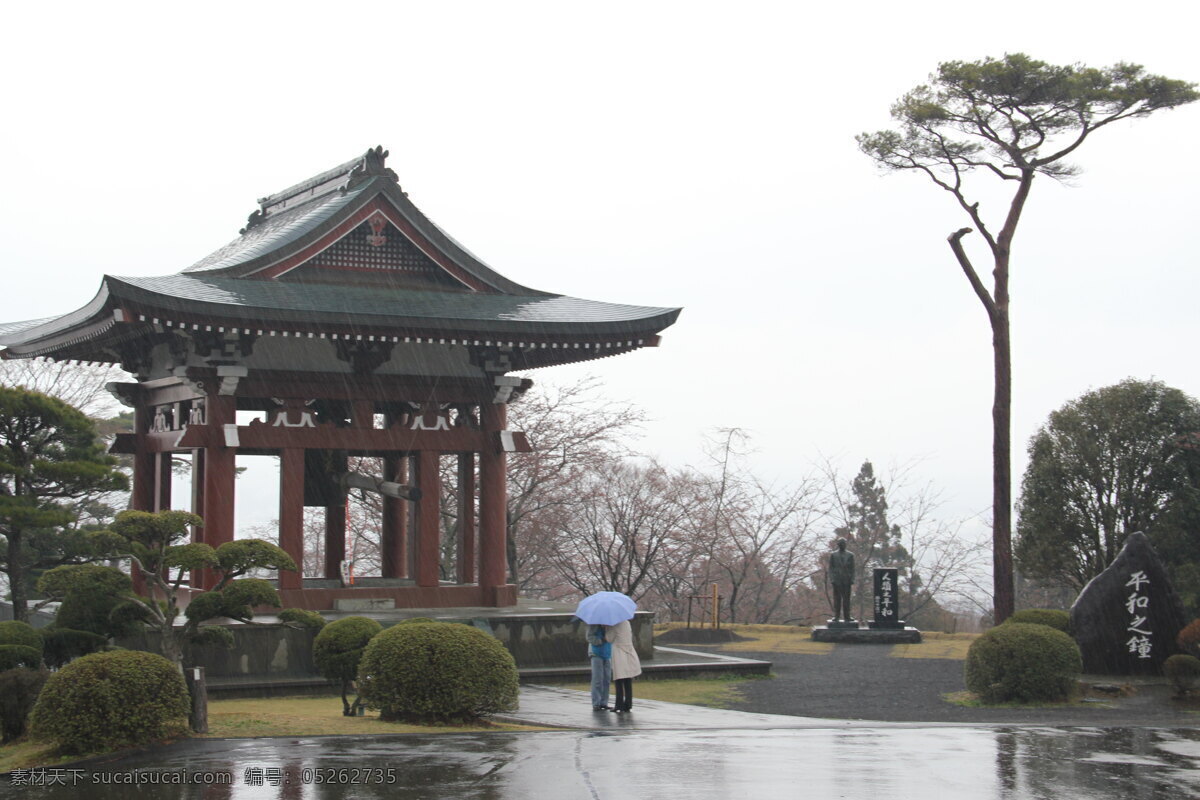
2, 2, 1197, 562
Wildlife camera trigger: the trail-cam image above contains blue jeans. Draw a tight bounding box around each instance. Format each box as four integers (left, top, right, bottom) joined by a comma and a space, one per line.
590, 655, 612, 708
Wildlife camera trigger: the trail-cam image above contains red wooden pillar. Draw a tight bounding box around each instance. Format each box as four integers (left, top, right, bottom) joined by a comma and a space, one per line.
278, 448, 304, 590
414, 450, 440, 587
479, 402, 508, 600
189, 449, 206, 590
381, 454, 408, 578
131, 406, 155, 512
191, 449, 206, 529
130, 405, 154, 595
154, 452, 173, 512
457, 453, 476, 584
200, 395, 237, 590
324, 503, 346, 580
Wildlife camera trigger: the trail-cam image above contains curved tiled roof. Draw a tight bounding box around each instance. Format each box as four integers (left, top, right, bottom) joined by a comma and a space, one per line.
0, 316, 61, 339
109, 274, 679, 336
0, 148, 681, 363
184, 188, 366, 274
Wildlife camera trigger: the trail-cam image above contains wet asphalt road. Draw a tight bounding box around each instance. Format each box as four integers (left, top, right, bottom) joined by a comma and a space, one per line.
7, 723, 1200, 800
723, 645, 1198, 726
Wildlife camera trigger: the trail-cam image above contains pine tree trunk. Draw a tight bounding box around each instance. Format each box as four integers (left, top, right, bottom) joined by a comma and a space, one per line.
162, 629, 185, 672
992, 305, 1014, 623
7, 531, 25, 623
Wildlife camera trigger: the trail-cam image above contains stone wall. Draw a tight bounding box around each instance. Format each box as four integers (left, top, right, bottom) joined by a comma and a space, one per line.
117, 611, 655, 682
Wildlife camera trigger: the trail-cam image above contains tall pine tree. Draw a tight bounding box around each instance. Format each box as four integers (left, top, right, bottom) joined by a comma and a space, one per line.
0, 387, 127, 621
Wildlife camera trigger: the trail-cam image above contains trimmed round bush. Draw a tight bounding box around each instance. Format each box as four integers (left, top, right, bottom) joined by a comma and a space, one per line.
315, 616, 383, 681
1165, 654, 1200, 696
30, 650, 189, 754
41, 564, 140, 638
39, 628, 109, 669
0, 645, 43, 671
1177, 618, 1200, 658
279, 608, 327, 631
314, 616, 381, 716
0, 621, 43, 658
1006, 609, 1070, 633
358, 621, 518, 722
965, 622, 1082, 703
0, 667, 48, 743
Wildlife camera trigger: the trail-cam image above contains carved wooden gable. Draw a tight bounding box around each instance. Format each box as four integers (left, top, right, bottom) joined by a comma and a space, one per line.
283, 210, 463, 289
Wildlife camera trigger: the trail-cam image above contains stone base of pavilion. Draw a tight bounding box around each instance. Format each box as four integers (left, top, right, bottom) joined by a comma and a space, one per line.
122, 597, 772, 698
270, 576, 520, 611
810, 625, 922, 644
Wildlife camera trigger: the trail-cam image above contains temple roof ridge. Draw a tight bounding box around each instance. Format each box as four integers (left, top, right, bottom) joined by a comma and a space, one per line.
247, 146, 396, 228
182, 146, 548, 297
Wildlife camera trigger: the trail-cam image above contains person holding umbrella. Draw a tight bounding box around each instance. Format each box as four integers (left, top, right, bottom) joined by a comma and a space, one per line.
586, 624, 612, 711
574, 591, 638, 713
609, 616, 641, 712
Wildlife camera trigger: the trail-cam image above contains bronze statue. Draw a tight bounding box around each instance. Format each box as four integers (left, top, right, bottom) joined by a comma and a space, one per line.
829, 538, 855, 622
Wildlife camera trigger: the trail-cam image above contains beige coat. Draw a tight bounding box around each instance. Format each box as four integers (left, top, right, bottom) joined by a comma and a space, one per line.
609, 619, 642, 680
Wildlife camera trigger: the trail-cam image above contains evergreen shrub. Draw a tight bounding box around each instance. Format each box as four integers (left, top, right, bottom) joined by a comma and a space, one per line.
279, 608, 327, 631
1177, 618, 1200, 658
964, 622, 1082, 703
30, 650, 189, 754
313, 616, 382, 715
0, 646, 43, 671
0, 667, 48, 743
1164, 654, 1200, 696
0, 621, 43, 657
40, 628, 109, 669
358, 621, 518, 722
39, 564, 141, 638
1006, 608, 1070, 633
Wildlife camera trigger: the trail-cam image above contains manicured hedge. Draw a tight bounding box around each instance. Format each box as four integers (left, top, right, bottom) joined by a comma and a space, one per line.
0, 621, 43, 657
1165, 654, 1200, 696
358, 621, 518, 723
314, 616, 382, 716
965, 622, 1081, 703
0, 667, 48, 743
40, 628, 109, 669
30, 650, 189, 754
1177, 618, 1200, 658
0, 645, 42, 671
279, 608, 327, 631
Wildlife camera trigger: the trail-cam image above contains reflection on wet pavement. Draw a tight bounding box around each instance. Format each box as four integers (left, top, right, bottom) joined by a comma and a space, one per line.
6, 726, 1200, 799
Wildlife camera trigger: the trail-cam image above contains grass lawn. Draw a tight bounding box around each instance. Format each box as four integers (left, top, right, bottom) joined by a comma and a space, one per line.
655, 621, 979, 659
0, 695, 538, 772
0, 740, 70, 774
890, 631, 978, 660
655, 622, 835, 654
203, 695, 539, 738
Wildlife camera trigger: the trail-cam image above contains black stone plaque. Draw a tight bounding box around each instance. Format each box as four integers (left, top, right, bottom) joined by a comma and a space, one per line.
1070, 531, 1188, 675
870, 568, 904, 629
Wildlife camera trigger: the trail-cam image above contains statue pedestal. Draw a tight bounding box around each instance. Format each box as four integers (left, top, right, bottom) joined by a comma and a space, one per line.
869, 619, 907, 630
811, 625, 922, 644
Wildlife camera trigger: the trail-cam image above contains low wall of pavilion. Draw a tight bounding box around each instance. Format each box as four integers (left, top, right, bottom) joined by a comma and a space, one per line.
116, 611, 655, 685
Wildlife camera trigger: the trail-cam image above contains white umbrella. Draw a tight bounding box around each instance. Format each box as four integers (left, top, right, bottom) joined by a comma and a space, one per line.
574, 591, 637, 625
